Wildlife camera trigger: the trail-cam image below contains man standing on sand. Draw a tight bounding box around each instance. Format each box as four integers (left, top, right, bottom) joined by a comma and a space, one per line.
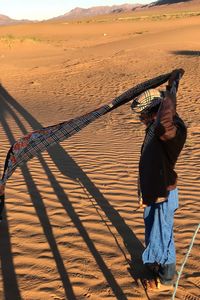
131, 69, 187, 286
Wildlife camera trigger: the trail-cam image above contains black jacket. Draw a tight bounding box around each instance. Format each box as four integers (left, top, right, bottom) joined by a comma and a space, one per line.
139, 115, 187, 205
139, 69, 187, 206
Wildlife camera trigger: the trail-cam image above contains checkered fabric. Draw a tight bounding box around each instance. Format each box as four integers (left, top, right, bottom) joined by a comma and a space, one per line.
0, 71, 172, 187
131, 88, 162, 113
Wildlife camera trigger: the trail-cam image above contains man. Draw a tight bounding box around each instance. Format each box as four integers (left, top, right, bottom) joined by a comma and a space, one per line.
131, 69, 187, 286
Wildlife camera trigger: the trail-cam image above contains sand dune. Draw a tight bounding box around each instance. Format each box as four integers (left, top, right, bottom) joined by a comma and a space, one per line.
0, 5, 200, 300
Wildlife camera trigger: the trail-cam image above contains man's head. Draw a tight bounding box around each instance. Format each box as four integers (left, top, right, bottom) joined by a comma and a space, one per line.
131, 88, 163, 125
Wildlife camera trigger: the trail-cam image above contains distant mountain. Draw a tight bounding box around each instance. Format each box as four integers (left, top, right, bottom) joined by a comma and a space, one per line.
51, 4, 141, 21
149, 0, 191, 6
0, 14, 32, 26
0, 14, 15, 25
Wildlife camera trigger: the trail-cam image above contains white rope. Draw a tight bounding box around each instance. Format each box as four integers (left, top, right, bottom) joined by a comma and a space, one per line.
172, 223, 200, 300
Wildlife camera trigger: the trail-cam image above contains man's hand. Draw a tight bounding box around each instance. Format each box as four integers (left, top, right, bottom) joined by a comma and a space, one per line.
166, 68, 185, 94
168, 69, 185, 88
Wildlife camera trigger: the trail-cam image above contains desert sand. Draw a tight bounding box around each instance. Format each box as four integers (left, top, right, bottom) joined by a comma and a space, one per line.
0, 3, 200, 300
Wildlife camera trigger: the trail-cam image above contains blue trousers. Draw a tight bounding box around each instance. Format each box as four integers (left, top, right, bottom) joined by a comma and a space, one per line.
142, 189, 178, 280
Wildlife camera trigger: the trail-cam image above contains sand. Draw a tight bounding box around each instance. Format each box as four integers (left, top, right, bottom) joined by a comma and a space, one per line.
0, 3, 200, 300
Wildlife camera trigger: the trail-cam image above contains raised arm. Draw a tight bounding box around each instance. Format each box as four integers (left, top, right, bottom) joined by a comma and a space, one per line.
155, 69, 185, 141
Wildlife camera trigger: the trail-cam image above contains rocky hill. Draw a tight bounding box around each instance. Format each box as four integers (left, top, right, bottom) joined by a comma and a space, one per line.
50, 4, 141, 21
150, 0, 191, 6
0, 14, 31, 26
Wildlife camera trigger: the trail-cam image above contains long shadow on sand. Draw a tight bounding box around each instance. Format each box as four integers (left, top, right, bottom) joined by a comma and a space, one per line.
0, 207, 21, 300
0, 85, 151, 299
171, 50, 200, 56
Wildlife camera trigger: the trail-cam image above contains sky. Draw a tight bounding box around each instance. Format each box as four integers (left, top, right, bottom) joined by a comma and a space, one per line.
0, 0, 152, 21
